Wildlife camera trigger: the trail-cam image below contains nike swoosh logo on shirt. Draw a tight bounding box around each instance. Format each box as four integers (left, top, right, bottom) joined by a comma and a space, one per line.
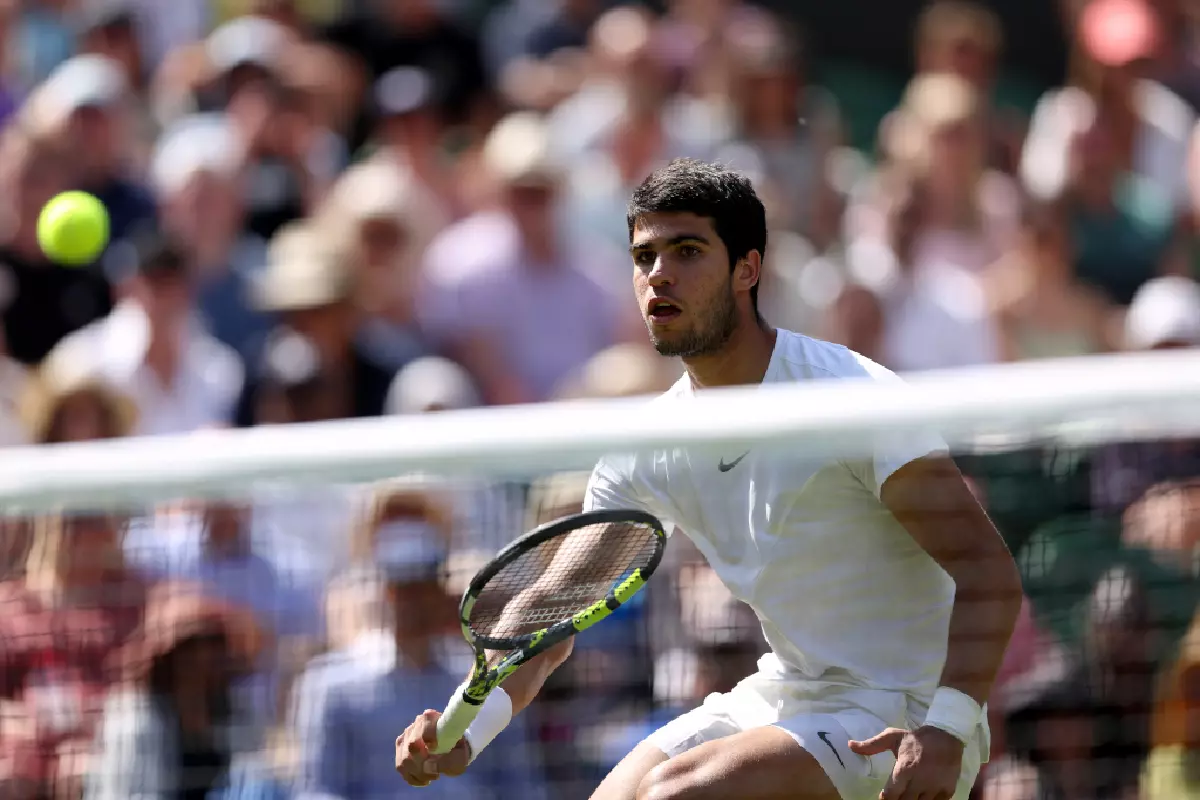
816, 731, 845, 768
717, 452, 749, 472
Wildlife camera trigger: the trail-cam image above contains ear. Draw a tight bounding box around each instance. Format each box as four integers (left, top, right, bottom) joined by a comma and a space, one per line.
734, 250, 762, 298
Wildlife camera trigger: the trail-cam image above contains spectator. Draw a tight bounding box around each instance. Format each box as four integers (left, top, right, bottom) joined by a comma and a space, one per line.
0, 127, 112, 366
365, 66, 460, 223
74, 4, 146, 98
987, 202, 1116, 360
240, 220, 396, 423
24, 54, 157, 247
49, 231, 244, 435
316, 158, 445, 371
1027, 0, 1194, 207
421, 111, 629, 404
556, 5, 718, 259
889, 0, 1024, 173
87, 582, 265, 800
204, 16, 343, 241
122, 500, 294, 748
847, 72, 1016, 372
17, 345, 138, 444
295, 482, 546, 799
712, 9, 843, 247
151, 112, 273, 362
1023, 0, 1191, 306
0, 510, 145, 800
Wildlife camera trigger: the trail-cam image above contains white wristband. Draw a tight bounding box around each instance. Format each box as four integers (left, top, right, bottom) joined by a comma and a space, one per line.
462, 687, 512, 762
922, 687, 982, 745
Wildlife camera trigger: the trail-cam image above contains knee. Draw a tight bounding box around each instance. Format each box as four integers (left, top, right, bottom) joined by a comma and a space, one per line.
635, 758, 712, 800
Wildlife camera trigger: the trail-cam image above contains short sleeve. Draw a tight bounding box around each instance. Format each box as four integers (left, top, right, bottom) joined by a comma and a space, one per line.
583, 455, 643, 513
843, 356, 949, 497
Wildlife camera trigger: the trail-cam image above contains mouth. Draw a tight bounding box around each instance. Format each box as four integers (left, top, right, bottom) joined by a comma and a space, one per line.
646, 297, 682, 324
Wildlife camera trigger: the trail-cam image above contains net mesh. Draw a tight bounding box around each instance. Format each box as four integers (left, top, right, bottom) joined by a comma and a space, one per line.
466, 517, 661, 646
1, 362, 1198, 800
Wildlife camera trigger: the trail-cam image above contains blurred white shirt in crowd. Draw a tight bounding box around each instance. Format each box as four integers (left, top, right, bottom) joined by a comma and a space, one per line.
51, 300, 243, 435
847, 240, 1000, 373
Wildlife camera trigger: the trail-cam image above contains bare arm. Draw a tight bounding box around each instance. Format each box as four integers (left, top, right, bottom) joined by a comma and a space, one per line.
880, 455, 1023, 706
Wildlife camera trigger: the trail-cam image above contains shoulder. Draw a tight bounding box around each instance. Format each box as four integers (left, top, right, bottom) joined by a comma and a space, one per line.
772, 329, 894, 383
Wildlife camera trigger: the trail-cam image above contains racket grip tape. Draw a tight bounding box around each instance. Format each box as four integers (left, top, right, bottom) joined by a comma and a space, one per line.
432, 690, 479, 755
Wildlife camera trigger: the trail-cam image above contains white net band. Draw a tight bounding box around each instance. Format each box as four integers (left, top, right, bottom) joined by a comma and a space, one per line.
2, 350, 1199, 511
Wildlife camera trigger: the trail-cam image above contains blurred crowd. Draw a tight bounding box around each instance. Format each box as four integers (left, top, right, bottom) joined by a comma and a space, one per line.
0, 0, 1198, 799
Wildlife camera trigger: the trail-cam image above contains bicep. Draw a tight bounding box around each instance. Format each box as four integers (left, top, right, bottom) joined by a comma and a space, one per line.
879, 454, 1009, 571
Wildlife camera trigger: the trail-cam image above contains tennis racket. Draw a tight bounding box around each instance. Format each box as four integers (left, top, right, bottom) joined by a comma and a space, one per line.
431, 508, 667, 754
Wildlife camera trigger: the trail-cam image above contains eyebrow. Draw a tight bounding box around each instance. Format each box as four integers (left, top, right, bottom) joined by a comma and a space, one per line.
629, 234, 711, 254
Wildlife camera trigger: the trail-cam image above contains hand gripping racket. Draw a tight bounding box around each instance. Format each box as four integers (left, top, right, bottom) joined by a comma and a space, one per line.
431, 508, 667, 754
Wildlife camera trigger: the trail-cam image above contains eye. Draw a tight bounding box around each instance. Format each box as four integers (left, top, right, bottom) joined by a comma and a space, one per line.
678, 245, 701, 258
633, 250, 656, 268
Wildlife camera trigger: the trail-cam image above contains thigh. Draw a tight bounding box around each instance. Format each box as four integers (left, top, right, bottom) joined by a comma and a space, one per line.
590, 740, 670, 800
635, 725, 843, 800
591, 700, 743, 800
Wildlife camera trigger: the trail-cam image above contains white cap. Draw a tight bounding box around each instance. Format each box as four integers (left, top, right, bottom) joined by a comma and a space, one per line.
483, 111, 560, 185
1125, 276, 1200, 350
385, 356, 480, 414
206, 16, 287, 75
27, 54, 127, 131
151, 113, 242, 196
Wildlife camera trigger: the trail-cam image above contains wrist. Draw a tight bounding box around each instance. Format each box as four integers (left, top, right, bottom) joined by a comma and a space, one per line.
462, 687, 512, 762
922, 686, 982, 746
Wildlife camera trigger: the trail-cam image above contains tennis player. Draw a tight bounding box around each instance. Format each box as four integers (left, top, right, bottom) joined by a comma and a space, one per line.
396, 158, 1023, 800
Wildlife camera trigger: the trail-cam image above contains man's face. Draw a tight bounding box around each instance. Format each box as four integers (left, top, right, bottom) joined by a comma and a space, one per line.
630, 212, 742, 358
67, 105, 120, 180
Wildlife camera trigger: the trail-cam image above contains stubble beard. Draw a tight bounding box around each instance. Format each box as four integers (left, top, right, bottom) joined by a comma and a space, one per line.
647, 288, 739, 359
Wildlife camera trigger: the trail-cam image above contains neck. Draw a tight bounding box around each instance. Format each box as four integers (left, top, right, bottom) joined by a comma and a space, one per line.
684, 320, 776, 389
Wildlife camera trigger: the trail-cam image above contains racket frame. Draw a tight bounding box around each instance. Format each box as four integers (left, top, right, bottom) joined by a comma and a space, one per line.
432, 508, 666, 754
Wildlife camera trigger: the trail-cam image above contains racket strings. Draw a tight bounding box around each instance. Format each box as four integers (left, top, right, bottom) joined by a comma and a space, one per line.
467, 520, 659, 646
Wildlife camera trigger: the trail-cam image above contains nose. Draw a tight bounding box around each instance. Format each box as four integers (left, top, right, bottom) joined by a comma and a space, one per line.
646, 255, 674, 287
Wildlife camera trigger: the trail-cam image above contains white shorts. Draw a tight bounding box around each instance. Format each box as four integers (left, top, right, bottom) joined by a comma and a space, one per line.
646, 656, 988, 800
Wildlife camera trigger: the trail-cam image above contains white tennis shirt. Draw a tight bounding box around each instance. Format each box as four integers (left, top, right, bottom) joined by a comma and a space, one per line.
584, 330, 954, 697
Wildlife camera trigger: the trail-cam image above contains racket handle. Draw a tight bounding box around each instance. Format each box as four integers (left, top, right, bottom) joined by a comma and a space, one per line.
432, 689, 480, 755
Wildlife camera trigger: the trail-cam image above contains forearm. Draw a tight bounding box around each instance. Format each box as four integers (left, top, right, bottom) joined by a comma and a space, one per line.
938, 546, 1023, 707
497, 638, 574, 715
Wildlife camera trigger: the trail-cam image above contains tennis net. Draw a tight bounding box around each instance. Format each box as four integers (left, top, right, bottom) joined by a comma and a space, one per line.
1, 350, 1198, 799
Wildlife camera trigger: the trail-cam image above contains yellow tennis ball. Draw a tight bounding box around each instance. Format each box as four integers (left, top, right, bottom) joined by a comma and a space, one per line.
37, 191, 111, 266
